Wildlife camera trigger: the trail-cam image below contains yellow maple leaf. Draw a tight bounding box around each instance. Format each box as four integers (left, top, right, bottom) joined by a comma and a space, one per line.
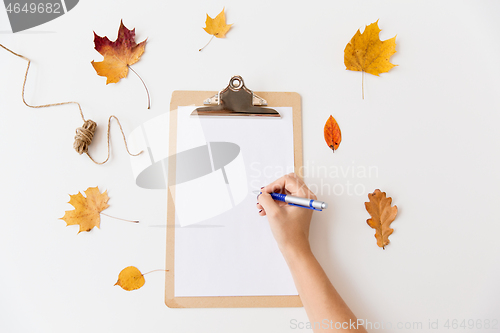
203, 8, 232, 38
344, 20, 397, 76
199, 8, 233, 51
115, 266, 145, 291
91, 20, 147, 84
60, 187, 110, 233
365, 189, 398, 249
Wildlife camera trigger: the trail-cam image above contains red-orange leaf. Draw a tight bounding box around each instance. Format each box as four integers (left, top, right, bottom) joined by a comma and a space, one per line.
91, 20, 147, 84
324, 115, 342, 152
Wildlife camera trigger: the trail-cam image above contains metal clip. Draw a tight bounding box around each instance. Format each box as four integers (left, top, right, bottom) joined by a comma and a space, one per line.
192, 76, 280, 117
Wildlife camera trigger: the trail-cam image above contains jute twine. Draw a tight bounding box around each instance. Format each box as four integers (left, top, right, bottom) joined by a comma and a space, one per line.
1, 43, 143, 164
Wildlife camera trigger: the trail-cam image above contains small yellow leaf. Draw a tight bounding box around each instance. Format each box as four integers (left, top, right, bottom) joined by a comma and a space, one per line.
115, 266, 145, 291
203, 8, 232, 38
324, 115, 342, 152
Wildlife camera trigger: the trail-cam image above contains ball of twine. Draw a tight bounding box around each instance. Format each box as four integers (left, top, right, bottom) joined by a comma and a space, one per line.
73, 119, 97, 155
2, 42, 143, 164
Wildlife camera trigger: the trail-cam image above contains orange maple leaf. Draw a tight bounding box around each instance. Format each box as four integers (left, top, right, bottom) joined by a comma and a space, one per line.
91, 20, 147, 84
60, 187, 110, 233
324, 115, 342, 153
344, 20, 396, 76
365, 189, 398, 249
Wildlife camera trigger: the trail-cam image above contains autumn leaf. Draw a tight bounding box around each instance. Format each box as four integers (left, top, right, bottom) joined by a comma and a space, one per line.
324, 115, 342, 153
91, 20, 146, 84
203, 8, 232, 37
344, 20, 397, 98
114, 267, 167, 291
115, 266, 145, 291
91, 20, 150, 108
365, 189, 398, 249
199, 8, 233, 51
60, 187, 110, 233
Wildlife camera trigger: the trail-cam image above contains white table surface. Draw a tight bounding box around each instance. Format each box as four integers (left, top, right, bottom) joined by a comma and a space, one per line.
1, 1, 499, 332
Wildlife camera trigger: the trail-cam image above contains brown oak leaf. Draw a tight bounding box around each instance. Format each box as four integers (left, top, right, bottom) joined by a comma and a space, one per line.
365, 189, 398, 249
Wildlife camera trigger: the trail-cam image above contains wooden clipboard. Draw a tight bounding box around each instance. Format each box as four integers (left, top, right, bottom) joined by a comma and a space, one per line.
165, 86, 303, 308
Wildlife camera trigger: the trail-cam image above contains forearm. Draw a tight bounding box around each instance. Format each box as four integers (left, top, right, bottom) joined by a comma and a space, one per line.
258, 174, 365, 331
283, 247, 367, 332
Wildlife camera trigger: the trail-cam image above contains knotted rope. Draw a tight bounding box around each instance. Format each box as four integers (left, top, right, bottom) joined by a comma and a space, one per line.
1, 43, 142, 164
74, 119, 97, 155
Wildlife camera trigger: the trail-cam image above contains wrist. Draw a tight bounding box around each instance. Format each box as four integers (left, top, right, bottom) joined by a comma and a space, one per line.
280, 240, 313, 264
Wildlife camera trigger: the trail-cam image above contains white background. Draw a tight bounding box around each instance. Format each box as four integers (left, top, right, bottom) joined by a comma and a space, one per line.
1, 1, 499, 332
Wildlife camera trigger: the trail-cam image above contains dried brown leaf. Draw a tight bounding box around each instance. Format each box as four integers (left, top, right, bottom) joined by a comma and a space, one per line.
365, 189, 398, 249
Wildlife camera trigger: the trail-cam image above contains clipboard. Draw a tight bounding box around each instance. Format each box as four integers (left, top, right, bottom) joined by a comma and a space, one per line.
165, 76, 303, 308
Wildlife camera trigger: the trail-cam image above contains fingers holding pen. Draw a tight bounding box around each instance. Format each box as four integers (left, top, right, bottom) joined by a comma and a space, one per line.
261, 173, 317, 200
257, 173, 318, 217
261, 173, 297, 195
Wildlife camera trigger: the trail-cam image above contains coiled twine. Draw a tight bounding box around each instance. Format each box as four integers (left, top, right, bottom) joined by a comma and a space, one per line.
73, 119, 97, 155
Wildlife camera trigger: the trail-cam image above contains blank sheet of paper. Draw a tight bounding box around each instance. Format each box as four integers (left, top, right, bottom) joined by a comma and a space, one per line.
173, 106, 297, 297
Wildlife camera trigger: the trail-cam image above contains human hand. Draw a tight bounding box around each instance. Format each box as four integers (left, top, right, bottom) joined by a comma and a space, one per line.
257, 173, 317, 256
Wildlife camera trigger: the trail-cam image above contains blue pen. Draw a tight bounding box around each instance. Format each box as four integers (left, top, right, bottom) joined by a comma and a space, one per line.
253, 191, 327, 211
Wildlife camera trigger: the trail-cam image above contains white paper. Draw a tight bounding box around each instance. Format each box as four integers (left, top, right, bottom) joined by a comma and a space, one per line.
174, 169, 232, 227
174, 106, 297, 297
168, 108, 249, 226
224, 152, 248, 204
176, 108, 206, 152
